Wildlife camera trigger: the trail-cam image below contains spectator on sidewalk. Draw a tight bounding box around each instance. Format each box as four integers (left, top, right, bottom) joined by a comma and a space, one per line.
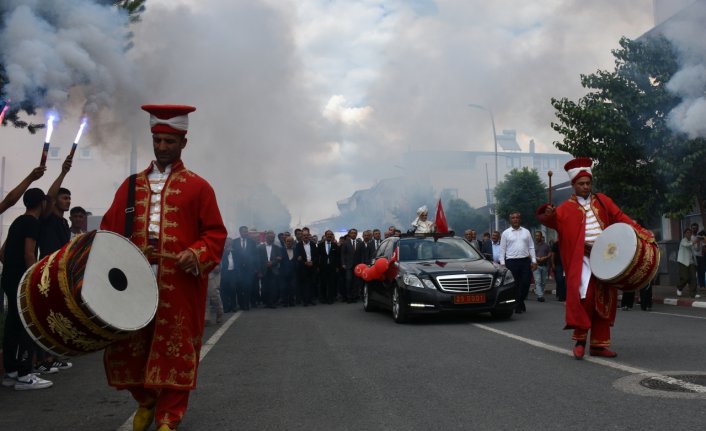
551, 239, 566, 301
676, 227, 698, 298
0, 188, 53, 390
69, 206, 88, 239
533, 231, 551, 302
691, 223, 705, 292
499, 212, 537, 314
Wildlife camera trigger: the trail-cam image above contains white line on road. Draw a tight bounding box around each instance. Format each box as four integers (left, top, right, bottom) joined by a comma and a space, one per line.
472, 323, 706, 394
117, 312, 242, 431
650, 311, 706, 320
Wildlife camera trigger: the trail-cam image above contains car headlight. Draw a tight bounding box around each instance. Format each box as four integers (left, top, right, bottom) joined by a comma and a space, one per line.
495, 269, 515, 287
402, 273, 424, 288
422, 279, 436, 289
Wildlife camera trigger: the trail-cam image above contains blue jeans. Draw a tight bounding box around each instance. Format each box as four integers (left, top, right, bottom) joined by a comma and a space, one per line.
533, 265, 548, 298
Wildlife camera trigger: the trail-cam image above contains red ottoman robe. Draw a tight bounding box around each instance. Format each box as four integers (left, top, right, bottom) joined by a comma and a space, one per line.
536, 193, 651, 331
100, 160, 226, 390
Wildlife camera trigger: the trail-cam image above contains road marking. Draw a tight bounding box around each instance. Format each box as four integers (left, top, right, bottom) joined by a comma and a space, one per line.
650, 311, 706, 320
117, 312, 242, 431
472, 323, 706, 394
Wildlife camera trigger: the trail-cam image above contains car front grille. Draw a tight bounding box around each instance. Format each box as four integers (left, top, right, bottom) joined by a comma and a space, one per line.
435, 274, 493, 293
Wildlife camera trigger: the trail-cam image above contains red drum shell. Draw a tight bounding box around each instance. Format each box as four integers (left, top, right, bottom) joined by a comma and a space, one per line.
17, 230, 158, 357
589, 223, 660, 292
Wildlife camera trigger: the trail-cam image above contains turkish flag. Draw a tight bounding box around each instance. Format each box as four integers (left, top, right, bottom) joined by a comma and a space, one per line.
435, 198, 449, 233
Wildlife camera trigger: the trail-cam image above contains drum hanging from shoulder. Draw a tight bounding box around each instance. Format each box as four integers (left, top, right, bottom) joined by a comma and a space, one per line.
589, 222, 660, 292
18, 230, 158, 357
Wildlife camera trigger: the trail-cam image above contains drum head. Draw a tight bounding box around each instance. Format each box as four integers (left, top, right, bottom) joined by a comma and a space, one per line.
590, 223, 638, 281
81, 230, 158, 331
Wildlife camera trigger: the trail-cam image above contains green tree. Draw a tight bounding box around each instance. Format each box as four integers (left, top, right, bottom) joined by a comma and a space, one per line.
495, 168, 545, 229
0, 1, 146, 133
551, 36, 706, 226
444, 198, 492, 234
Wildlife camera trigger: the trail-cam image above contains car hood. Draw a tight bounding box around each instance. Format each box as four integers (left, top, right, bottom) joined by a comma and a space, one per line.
399, 259, 498, 277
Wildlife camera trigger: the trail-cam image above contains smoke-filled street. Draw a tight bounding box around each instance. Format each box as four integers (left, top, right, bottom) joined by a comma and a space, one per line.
1, 299, 705, 430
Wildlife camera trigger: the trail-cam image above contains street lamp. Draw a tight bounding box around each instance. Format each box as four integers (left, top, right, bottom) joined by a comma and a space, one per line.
469, 103, 499, 231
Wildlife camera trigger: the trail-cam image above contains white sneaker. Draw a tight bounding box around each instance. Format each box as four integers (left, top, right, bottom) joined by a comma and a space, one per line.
14, 374, 53, 391
2, 372, 18, 388
677, 289, 683, 297
51, 360, 72, 370
696, 294, 702, 299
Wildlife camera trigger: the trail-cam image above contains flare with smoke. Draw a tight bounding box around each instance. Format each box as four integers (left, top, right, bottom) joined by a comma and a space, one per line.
0, 0, 140, 122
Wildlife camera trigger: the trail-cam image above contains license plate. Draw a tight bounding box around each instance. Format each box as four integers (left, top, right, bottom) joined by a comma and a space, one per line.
453, 294, 486, 304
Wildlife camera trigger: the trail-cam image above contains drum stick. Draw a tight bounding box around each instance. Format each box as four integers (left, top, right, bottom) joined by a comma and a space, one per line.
547, 170, 553, 205
153, 252, 179, 260
141, 247, 178, 260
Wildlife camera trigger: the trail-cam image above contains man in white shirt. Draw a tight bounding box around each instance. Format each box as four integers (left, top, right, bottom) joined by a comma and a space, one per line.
499, 212, 537, 314
676, 227, 698, 298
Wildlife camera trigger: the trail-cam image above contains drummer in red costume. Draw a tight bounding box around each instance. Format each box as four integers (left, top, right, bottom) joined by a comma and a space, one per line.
100, 104, 227, 431
536, 157, 652, 360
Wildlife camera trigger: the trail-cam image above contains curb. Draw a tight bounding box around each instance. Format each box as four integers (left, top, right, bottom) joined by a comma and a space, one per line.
655, 298, 706, 308
546, 288, 706, 309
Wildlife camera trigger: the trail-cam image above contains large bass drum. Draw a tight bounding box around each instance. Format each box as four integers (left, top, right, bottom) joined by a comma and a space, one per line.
17, 230, 158, 357
589, 222, 659, 292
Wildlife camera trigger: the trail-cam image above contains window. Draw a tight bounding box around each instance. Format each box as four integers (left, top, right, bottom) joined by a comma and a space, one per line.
48, 147, 60, 159
79, 148, 92, 159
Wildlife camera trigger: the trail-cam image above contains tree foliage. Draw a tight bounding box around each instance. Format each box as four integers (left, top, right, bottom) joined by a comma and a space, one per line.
444, 198, 492, 234
551, 36, 706, 226
494, 168, 546, 229
0, 1, 146, 133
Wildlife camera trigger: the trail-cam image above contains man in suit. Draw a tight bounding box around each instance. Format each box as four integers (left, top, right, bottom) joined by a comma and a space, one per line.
317, 229, 340, 304
257, 230, 281, 308
340, 228, 361, 303
372, 228, 383, 252
480, 232, 494, 260
233, 226, 257, 310
220, 237, 238, 312
279, 236, 298, 306
356, 229, 375, 266
464, 229, 482, 251
295, 227, 318, 306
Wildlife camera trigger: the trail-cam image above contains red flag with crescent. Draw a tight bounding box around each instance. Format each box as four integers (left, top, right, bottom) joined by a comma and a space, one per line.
435, 198, 449, 233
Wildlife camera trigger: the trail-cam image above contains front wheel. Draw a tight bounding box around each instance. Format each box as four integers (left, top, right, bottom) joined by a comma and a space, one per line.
392, 286, 408, 323
363, 284, 375, 312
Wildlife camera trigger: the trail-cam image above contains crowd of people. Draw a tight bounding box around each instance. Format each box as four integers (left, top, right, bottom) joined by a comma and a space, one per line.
1, 156, 88, 391
206, 225, 400, 320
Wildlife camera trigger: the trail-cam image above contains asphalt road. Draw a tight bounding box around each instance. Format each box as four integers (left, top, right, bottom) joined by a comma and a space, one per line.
2, 298, 706, 430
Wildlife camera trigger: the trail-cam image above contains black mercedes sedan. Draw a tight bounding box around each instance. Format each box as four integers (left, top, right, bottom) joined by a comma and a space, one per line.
363, 233, 517, 323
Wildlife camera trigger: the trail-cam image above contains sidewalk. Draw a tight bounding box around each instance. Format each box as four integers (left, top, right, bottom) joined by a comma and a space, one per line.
542, 279, 706, 309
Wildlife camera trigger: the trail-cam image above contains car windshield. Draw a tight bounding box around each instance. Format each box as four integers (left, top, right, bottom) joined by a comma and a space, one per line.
397, 237, 482, 261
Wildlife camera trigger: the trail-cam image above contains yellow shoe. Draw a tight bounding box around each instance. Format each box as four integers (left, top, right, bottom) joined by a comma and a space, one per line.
157, 425, 175, 431
132, 406, 155, 431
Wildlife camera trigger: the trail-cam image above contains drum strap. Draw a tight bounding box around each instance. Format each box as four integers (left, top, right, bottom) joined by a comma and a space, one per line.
124, 173, 138, 238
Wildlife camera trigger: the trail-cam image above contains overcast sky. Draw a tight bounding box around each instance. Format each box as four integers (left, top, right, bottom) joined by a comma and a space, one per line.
2, 0, 657, 225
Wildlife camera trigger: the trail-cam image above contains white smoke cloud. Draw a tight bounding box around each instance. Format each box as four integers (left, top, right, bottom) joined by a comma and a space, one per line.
1, 0, 656, 226
662, 1, 706, 139
0, 0, 141, 115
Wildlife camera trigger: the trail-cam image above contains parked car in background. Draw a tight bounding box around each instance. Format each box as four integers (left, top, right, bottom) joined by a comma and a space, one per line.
363, 233, 517, 323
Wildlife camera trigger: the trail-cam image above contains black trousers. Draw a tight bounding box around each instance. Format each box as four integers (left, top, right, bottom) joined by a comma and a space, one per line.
555, 264, 566, 301
261, 273, 278, 307
298, 269, 317, 305
279, 274, 296, 306
319, 266, 338, 303
220, 270, 237, 312
235, 274, 254, 310
505, 257, 532, 311
2, 273, 34, 377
